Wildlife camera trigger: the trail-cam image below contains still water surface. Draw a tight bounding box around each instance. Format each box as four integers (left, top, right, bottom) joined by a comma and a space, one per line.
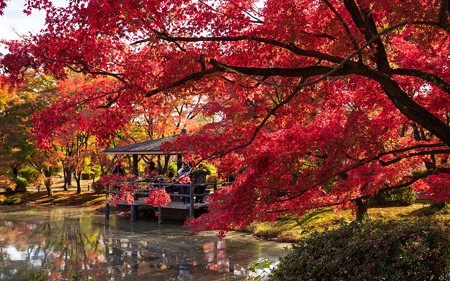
0, 206, 288, 280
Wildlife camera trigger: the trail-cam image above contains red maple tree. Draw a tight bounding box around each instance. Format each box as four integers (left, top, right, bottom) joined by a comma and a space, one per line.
1, 0, 449, 232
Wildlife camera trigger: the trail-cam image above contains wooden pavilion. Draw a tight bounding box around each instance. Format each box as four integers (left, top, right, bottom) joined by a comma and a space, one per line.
102, 130, 224, 223
103, 133, 183, 175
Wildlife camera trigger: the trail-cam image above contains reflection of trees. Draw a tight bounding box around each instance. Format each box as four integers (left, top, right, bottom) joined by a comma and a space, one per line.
0, 208, 272, 280
0, 209, 109, 280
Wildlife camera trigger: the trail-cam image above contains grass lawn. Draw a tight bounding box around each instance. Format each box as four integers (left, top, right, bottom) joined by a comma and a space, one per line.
0, 174, 105, 209
0, 190, 105, 209
246, 202, 450, 242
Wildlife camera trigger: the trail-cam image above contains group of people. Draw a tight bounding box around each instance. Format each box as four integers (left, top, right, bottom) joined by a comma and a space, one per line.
111, 160, 210, 203
176, 162, 210, 204
112, 161, 161, 178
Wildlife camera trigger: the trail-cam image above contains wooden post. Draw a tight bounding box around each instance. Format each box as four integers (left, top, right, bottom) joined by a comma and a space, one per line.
189, 183, 194, 219
105, 203, 110, 220
177, 154, 182, 170
105, 186, 110, 220
131, 205, 138, 221
132, 154, 139, 176
158, 206, 163, 224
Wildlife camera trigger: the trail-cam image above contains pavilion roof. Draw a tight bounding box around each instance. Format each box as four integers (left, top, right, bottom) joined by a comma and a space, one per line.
103, 135, 181, 155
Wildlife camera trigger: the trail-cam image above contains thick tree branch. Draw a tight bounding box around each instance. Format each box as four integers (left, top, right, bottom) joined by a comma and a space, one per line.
392, 68, 450, 94
438, 0, 449, 27
379, 148, 450, 166
145, 65, 221, 97
344, 0, 390, 72
365, 70, 450, 147
209, 59, 353, 77
132, 34, 345, 64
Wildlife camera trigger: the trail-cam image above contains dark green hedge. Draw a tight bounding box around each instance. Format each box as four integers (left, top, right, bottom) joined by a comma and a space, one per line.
372, 187, 417, 206
270, 220, 450, 281
18, 167, 40, 184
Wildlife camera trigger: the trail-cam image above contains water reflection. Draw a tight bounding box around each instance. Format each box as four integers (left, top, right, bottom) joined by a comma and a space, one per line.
0, 206, 288, 280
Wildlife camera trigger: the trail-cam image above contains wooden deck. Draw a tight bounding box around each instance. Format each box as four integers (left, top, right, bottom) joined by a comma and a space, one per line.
105, 181, 230, 223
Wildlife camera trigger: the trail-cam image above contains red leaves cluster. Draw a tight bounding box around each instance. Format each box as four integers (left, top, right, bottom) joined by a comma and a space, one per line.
144, 189, 171, 207
99, 173, 124, 188
414, 173, 450, 203
107, 183, 136, 207
0, 0, 6, 16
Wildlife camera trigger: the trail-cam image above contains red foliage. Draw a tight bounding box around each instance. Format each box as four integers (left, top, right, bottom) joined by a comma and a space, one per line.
175, 176, 191, 184
144, 189, 171, 206
414, 173, 450, 203
106, 180, 137, 207
0, 1, 6, 16
1, 0, 450, 234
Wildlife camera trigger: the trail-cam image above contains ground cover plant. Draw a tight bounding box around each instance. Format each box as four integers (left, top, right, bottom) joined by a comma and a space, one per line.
269, 219, 450, 281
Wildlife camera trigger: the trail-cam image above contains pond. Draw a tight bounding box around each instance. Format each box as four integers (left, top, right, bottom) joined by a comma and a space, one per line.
0, 206, 289, 281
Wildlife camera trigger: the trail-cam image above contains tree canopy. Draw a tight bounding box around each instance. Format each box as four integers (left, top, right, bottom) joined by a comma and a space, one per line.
0, 0, 449, 232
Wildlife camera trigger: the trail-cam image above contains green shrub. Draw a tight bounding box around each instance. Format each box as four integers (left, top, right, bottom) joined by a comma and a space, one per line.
14, 177, 28, 192
167, 162, 178, 177
6, 177, 28, 193
270, 220, 450, 281
92, 180, 105, 194
18, 167, 40, 184
372, 187, 416, 206
206, 174, 219, 184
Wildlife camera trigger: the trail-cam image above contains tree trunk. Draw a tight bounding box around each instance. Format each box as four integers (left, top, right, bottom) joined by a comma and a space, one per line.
74, 171, 82, 194
63, 166, 73, 191
45, 176, 53, 197
355, 198, 369, 222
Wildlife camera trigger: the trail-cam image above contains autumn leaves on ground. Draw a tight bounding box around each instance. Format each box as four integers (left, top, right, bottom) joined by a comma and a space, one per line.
0, 191, 105, 209
0, 176, 105, 209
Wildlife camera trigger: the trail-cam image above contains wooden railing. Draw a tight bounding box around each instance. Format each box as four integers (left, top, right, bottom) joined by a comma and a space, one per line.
105, 181, 232, 223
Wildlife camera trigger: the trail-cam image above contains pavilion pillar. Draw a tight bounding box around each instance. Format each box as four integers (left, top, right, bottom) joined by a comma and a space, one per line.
158, 206, 163, 224
189, 183, 194, 219
131, 205, 138, 221
132, 154, 138, 175
177, 154, 182, 170
105, 203, 110, 220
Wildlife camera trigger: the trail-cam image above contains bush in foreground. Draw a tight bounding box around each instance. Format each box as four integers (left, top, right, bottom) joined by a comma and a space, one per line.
6, 177, 28, 193
91, 181, 105, 195
18, 168, 40, 184
270, 220, 450, 281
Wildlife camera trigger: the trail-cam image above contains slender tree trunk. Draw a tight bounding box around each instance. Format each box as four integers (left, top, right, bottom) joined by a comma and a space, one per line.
63, 166, 73, 191
45, 176, 53, 197
74, 171, 82, 194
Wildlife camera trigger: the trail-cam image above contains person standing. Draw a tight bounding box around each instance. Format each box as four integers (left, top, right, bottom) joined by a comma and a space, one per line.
177, 162, 192, 177
177, 162, 192, 204
12, 164, 18, 180
193, 164, 210, 203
